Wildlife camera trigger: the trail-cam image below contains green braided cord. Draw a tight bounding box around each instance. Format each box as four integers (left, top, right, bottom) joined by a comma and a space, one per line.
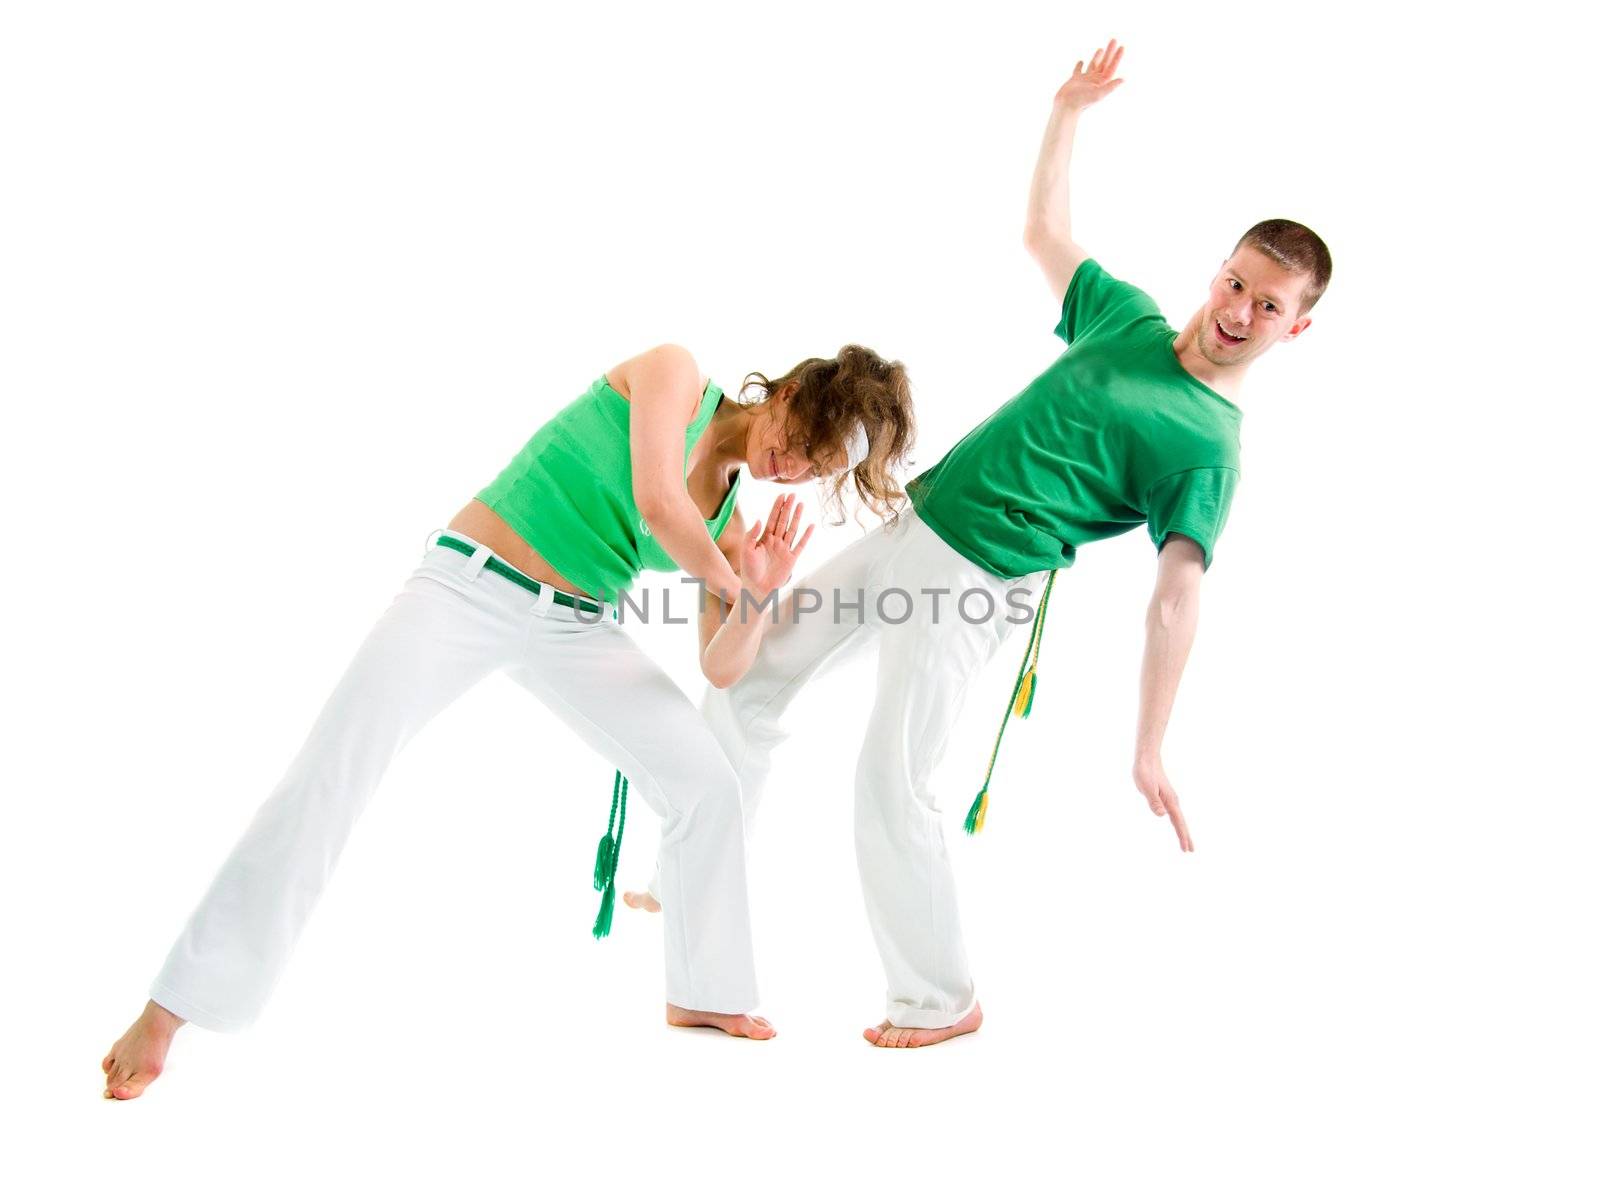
1018, 570, 1059, 721
593, 772, 623, 890
592, 772, 629, 939
964, 570, 1059, 835
1029, 570, 1058, 674
614, 777, 628, 865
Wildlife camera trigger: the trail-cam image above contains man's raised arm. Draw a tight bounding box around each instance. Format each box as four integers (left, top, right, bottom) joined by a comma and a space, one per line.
1132, 532, 1205, 852
1023, 39, 1125, 307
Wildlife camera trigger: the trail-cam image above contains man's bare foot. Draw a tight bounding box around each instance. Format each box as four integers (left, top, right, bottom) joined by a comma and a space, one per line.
863, 1001, 983, 1048
666, 1003, 776, 1040
622, 889, 660, 913
102, 999, 186, 1099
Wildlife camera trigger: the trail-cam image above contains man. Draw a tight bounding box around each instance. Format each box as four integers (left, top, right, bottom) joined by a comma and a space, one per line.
628, 39, 1332, 1047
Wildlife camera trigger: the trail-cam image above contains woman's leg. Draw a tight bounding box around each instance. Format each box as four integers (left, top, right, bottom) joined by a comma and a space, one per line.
108, 544, 529, 1098
146, 557, 526, 1033
502, 604, 766, 1030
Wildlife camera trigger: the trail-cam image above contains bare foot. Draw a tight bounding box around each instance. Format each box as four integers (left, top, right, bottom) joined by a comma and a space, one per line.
622, 889, 660, 913
103, 999, 186, 1099
863, 1001, 983, 1048
666, 1003, 776, 1040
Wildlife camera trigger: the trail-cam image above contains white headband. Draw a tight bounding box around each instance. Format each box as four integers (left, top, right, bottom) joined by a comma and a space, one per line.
842, 421, 870, 473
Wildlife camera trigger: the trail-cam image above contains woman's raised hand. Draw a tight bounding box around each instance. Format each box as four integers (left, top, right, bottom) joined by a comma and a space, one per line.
1054, 38, 1125, 112
739, 493, 814, 599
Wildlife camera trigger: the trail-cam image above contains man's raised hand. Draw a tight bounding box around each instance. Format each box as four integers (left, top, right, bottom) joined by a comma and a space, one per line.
1055, 38, 1125, 112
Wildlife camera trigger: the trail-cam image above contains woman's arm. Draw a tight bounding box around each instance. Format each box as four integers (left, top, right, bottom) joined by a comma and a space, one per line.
697, 495, 812, 689
624, 343, 745, 602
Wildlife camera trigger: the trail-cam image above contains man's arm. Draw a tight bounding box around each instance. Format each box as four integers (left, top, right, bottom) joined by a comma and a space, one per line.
1132, 532, 1204, 852
1023, 39, 1125, 307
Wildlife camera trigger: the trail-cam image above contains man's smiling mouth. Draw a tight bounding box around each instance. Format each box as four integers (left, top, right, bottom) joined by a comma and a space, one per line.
1215, 319, 1248, 346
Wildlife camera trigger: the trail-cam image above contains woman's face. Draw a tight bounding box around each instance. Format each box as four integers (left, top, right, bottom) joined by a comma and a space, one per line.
745, 388, 848, 483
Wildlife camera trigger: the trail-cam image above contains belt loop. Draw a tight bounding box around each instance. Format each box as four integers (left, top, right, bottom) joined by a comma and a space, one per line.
530, 585, 555, 617
462, 543, 493, 581
422, 527, 445, 554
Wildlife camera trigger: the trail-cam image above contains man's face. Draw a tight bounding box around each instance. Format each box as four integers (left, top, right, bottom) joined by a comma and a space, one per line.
1196, 244, 1315, 367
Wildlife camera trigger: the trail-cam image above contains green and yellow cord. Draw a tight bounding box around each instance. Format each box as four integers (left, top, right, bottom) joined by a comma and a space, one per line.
964, 569, 1058, 835
591, 771, 628, 938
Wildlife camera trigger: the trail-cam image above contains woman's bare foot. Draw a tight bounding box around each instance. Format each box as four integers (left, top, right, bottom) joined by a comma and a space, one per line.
102, 999, 186, 1099
622, 889, 660, 913
666, 1003, 776, 1040
863, 1001, 983, 1048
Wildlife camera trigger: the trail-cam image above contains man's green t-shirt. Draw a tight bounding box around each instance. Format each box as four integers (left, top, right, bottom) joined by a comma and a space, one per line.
906, 258, 1243, 577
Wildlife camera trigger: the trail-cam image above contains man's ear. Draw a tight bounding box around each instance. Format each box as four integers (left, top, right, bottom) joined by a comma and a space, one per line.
1282, 315, 1312, 341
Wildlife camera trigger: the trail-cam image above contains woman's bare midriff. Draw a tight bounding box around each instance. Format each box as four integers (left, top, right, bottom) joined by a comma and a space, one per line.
443, 499, 594, 598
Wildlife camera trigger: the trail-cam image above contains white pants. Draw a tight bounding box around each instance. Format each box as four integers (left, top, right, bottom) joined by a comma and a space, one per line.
682, 507, 1048, 1028
150, 530, 759, 1032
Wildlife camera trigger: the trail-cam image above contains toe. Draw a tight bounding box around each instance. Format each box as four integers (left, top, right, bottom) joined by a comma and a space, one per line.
113, 1073, 150, 1100
101, 1053, 114, 1074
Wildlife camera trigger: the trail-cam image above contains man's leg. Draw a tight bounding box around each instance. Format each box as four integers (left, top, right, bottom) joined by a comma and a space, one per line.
630, 522, 898, 906
853, 511, 1047, 1047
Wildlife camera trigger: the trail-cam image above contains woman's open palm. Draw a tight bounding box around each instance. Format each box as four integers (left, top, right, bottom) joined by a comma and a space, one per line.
740, 493, 814, 598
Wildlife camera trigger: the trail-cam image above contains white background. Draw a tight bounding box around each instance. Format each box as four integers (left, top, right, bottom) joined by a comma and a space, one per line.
4, 1, 1595, 1199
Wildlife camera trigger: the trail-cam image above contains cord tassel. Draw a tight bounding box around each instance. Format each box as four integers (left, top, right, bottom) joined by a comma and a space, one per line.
964, 788, 990, 834
1013, 669, 1037, 719
592, 881, 617, 939
964, 569, 1057, 836
592, 833, 616, 891
591, 772, 628, 939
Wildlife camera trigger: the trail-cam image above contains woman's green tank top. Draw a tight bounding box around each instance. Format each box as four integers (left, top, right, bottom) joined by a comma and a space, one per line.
474, 374, 742, 601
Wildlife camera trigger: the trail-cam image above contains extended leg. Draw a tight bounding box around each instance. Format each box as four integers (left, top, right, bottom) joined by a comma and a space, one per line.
630, 524, 895, 906
106, 559, 523, 1100
148, 573, 517, 1033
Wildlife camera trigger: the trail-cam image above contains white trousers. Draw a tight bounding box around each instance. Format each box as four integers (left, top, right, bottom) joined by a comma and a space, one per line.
684, 507, 1048, 1028
150, 530, 759, 1032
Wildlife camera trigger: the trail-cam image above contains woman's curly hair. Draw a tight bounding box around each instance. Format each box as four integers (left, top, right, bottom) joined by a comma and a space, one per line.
739, 344, 916, 525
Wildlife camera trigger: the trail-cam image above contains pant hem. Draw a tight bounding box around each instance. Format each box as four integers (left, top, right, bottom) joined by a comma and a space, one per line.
666, 993, 761, 1016
886, 992, 979, 1029
149, 980, 255, 1034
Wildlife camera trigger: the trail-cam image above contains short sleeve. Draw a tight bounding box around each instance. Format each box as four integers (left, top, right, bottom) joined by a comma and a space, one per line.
1145, 467, 1238, 572
1054, 258, 1164, 346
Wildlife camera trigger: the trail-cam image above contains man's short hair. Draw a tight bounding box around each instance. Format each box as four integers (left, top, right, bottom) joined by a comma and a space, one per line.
1235, 219, 1332, 314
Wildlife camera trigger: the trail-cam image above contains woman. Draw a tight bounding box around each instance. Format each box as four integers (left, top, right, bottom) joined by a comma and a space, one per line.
101, 341, 915, 1099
